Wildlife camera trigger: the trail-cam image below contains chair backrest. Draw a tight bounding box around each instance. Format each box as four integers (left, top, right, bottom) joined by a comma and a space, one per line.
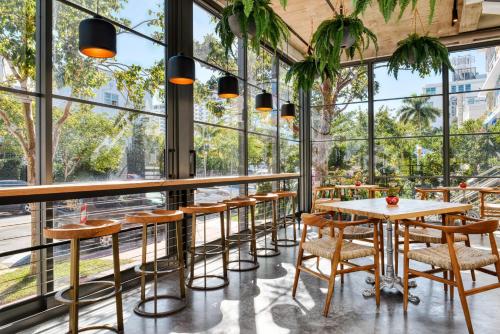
445, 217, 498, 235
416, 188, 450, 202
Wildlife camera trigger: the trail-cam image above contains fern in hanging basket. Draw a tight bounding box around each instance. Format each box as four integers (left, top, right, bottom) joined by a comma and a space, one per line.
285, 55, 338, 92
312, 14, 377, 73
352, 0, 436, 24
215, 0, 289, 57
387, 33, 453, 79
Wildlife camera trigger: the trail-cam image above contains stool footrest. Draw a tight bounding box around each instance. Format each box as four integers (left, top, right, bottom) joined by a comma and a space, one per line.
134, 262, 183, 276
134, 295, 186, 317
187, 274, 229, 291
227, 259, 259, 272
189, 244, 227, 256
55, 281, 119, 306
272, 239, 299, 247
254, 247, 280, 258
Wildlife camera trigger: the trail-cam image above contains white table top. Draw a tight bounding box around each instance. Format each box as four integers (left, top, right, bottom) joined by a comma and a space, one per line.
317, 198, 472, 220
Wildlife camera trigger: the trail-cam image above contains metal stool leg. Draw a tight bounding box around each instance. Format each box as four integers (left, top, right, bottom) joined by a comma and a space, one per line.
188, 213, 196, 288
250, 206, 258, 264
220, 211, 228, 281
176, 221, 186, 299
140, 224, 147, 301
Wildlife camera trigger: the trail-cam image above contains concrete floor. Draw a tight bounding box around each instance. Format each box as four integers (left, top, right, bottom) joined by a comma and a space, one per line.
25, 227, 500, 334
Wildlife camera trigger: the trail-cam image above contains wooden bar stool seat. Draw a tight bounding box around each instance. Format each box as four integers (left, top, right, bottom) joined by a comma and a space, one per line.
270, 191, 299, 247
222, 197, 259, 271
44, 220, 123, 333
180, 203, 229, 290
250, 193, 280, 257
124, 209, 186, 317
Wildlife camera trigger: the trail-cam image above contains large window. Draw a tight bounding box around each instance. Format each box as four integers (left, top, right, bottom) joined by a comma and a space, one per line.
311, 66, 369, 187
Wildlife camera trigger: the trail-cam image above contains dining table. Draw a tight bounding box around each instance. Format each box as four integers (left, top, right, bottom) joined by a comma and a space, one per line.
317, 198, 472, 303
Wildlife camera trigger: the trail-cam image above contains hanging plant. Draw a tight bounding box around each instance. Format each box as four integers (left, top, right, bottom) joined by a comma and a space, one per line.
387, 33, 452, 79
352, 0, 436, 24
285, 54, 338, 92
312, 13, 377, 73
215, 0, 289, 57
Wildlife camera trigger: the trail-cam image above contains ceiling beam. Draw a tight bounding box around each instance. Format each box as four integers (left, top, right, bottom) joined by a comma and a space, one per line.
459, 0, 484, 32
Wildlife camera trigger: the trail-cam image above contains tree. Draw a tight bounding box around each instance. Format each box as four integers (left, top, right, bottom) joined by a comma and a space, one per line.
397, 95, 440, 129
0, 0, 164, 274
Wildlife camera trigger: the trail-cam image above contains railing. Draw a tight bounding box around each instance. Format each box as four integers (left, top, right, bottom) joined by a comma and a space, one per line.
0, 173, 299, 330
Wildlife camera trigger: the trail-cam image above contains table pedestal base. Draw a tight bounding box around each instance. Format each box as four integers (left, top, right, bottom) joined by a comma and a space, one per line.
363, 275, 420, 304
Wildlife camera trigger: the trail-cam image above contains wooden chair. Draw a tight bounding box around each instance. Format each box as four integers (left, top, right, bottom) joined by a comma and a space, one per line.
394, 188, 471, 278
401, 215, 500, 334
311, 186, 340, 213
479, 188, 500, 219
292, 213, 381, 317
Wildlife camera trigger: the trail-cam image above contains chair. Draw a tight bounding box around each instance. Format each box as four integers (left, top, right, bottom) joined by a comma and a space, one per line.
222, 197, 259, 271
44, 220, 123, 333
394, 188, 471, 278
311, 186, 340, 213
292, 213, 381, 317
479, 188, 500, 219
124, 210, 186, 317
402, 215, 500, 334
180, 203, 229, 290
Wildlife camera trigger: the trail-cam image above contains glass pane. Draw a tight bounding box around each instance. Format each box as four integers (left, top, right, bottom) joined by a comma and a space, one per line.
248, 134, 276, 175
52, 99, 165, 183
193, 3, 238, 76
0, 0, 37, 91
278, 60, 299, 105
194, 61, 244, 129
248, 85, 277, 135
53, 2, 165, 114
280, 139, 299, 173
68, 0, 165, 41
375, 137, 443, 178
0, 91, 37, 184
312, 103, 368, 141
449, 91, 500, 133
311, 66, 368, 106
450, 133, 499, 177
375, 96, 443, 137
448, 47, 500, 92
194, 123, 243, 177
247, 48, 276, 92
373, 62, 442, 100
312, 140, 368, 187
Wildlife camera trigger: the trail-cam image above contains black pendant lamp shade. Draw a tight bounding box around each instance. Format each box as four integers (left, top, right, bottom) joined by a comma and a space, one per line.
79, 17, 117, 59
281, 101, 295, 120
255, 90, 273, 111
168, 53, 195, 85
218, 74, 239, 98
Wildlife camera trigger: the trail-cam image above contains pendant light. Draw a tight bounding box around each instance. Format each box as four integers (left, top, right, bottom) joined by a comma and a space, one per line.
79, 1, 116, 58
218, 73, 239, 98
167, 3, 195, 85
280, 41, 295, 120
256, 90, 273, 111
168, 53, 195, 85
255, 49, 273, 111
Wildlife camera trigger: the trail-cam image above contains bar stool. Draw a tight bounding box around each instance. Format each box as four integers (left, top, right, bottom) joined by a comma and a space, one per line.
250, 193, 280, 257
180, 203, 229, 290
124, 209, 186, 317
270, 191, 298, 247
222, 197, 259, 271
44, 220, 123, 333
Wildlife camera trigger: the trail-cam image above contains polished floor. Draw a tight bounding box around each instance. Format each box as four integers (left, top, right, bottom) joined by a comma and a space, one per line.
25, 227, 500, 334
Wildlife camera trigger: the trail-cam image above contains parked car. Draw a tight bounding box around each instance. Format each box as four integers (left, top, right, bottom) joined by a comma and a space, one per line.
0, 180, 31, 215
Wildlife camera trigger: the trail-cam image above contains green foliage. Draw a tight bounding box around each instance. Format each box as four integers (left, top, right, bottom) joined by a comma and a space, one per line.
352, 0, 433, 23
312, 14, 377, 73
285, 55, 337, 92
387, 33, 453, 79
397, 95, 440, 128
215, 0, 289, 57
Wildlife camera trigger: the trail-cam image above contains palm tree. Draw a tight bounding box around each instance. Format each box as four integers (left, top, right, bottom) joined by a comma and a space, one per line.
397, 95, 440, 129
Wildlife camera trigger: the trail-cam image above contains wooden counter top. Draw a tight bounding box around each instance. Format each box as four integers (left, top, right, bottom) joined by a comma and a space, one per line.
0, 173, 300, 205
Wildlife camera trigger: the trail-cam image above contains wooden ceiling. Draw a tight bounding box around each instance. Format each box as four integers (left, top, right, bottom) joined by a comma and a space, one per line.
214, 1, 500, 61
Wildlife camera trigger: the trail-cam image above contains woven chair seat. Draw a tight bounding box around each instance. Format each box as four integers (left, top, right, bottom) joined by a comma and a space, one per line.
397, 227, 468, 244
321, 225, 374, 240
408, 244, 498, 270
302, 238, 375, 261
